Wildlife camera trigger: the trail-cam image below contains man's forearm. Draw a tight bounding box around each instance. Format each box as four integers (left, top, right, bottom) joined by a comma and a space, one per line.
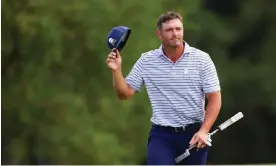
200, 92, 222, 133
112, 69, 129, 98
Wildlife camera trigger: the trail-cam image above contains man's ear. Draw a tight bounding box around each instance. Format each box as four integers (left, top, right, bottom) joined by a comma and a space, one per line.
156, 29, 162, 40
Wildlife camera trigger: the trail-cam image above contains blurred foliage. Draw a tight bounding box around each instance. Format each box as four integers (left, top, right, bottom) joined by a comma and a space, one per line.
2, 0, 276, 164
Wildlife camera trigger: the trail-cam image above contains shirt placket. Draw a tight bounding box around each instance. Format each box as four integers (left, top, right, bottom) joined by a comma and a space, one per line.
171, 63, 179, 81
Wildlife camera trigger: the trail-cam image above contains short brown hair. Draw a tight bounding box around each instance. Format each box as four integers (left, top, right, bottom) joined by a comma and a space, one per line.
157, 11, 183, 30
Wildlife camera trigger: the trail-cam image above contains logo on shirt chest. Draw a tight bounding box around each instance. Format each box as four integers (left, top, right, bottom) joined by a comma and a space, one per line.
183, 68, 189, 76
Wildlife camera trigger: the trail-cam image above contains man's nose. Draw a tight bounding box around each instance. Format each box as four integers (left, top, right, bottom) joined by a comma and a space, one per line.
172, 29, 177, 35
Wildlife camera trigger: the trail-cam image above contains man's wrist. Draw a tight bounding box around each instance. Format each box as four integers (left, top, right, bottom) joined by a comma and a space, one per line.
199, 125, 211, 133
112, 68, 122, 74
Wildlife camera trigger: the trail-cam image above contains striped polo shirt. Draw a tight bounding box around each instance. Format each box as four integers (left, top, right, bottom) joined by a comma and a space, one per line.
125, 42, 221, 127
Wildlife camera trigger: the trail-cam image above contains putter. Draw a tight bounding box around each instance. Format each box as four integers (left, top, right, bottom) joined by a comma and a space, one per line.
175, 112, 244, 163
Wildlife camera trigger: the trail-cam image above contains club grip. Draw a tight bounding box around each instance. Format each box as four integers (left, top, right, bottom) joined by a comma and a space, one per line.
218, 112, 243, 131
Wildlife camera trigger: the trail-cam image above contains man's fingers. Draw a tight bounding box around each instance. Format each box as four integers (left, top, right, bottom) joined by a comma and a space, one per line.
113, 48, 119, 54
189, 135, 196, 144
111, 48, 120, 56
189, 135, 199, 148
107, 57, 115, 61
189, 132, 211, 150
200, 143, 206, 148
197, 141, 203, 149
195, 140, 207, 149
106, 58, 115, 63
110, 51, 117, 56
108, 53, 117, 59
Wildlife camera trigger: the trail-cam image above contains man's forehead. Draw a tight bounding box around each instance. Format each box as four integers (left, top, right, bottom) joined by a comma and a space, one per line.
162, 19, 183, 28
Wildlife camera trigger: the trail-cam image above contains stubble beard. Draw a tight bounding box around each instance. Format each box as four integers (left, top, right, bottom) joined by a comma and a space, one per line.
168, 40, 182, 48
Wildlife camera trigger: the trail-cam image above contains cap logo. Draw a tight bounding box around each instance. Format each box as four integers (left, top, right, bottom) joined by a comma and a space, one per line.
108, 38, 117, 46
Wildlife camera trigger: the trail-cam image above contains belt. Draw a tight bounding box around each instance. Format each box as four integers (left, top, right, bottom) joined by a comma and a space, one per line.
153, 122, 201, 132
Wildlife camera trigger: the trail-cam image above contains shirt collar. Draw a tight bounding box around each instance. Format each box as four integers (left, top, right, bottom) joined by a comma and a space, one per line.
158, 41, 192, 57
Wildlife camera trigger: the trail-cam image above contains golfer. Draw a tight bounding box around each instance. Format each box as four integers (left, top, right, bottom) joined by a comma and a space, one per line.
106, 11, 222, 165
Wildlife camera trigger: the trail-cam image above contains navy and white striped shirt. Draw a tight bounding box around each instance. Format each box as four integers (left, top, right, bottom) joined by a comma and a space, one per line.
125, 42, 220, 127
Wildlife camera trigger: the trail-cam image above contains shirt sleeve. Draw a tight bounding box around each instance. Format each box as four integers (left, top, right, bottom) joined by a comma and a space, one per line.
125, 56, 144, 92
202, 54, 221, 93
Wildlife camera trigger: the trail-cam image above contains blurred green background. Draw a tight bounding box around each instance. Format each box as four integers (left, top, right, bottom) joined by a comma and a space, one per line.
2, 0, 276, 164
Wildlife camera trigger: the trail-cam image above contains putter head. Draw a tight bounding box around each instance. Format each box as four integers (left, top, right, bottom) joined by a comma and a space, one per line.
106, 26, 131, 52
175, 149, 190, 163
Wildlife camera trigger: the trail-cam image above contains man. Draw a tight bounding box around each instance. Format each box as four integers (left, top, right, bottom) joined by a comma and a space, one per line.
106, 11, 221, 165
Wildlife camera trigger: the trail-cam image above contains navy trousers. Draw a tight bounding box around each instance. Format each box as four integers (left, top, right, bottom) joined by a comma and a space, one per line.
147, 123, 209, 165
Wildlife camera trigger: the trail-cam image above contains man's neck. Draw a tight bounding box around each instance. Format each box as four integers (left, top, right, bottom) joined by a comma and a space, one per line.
163, 44, 184, 63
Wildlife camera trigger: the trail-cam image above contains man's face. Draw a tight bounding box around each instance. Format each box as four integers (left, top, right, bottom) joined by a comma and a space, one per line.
157, 18, 184, 48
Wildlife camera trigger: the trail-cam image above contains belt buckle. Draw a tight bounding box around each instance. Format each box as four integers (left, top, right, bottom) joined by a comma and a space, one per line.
174, 126, 186, 132
182, 125, 186, 131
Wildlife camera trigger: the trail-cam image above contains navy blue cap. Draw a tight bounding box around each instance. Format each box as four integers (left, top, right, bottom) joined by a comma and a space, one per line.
107, 26, 131, 51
